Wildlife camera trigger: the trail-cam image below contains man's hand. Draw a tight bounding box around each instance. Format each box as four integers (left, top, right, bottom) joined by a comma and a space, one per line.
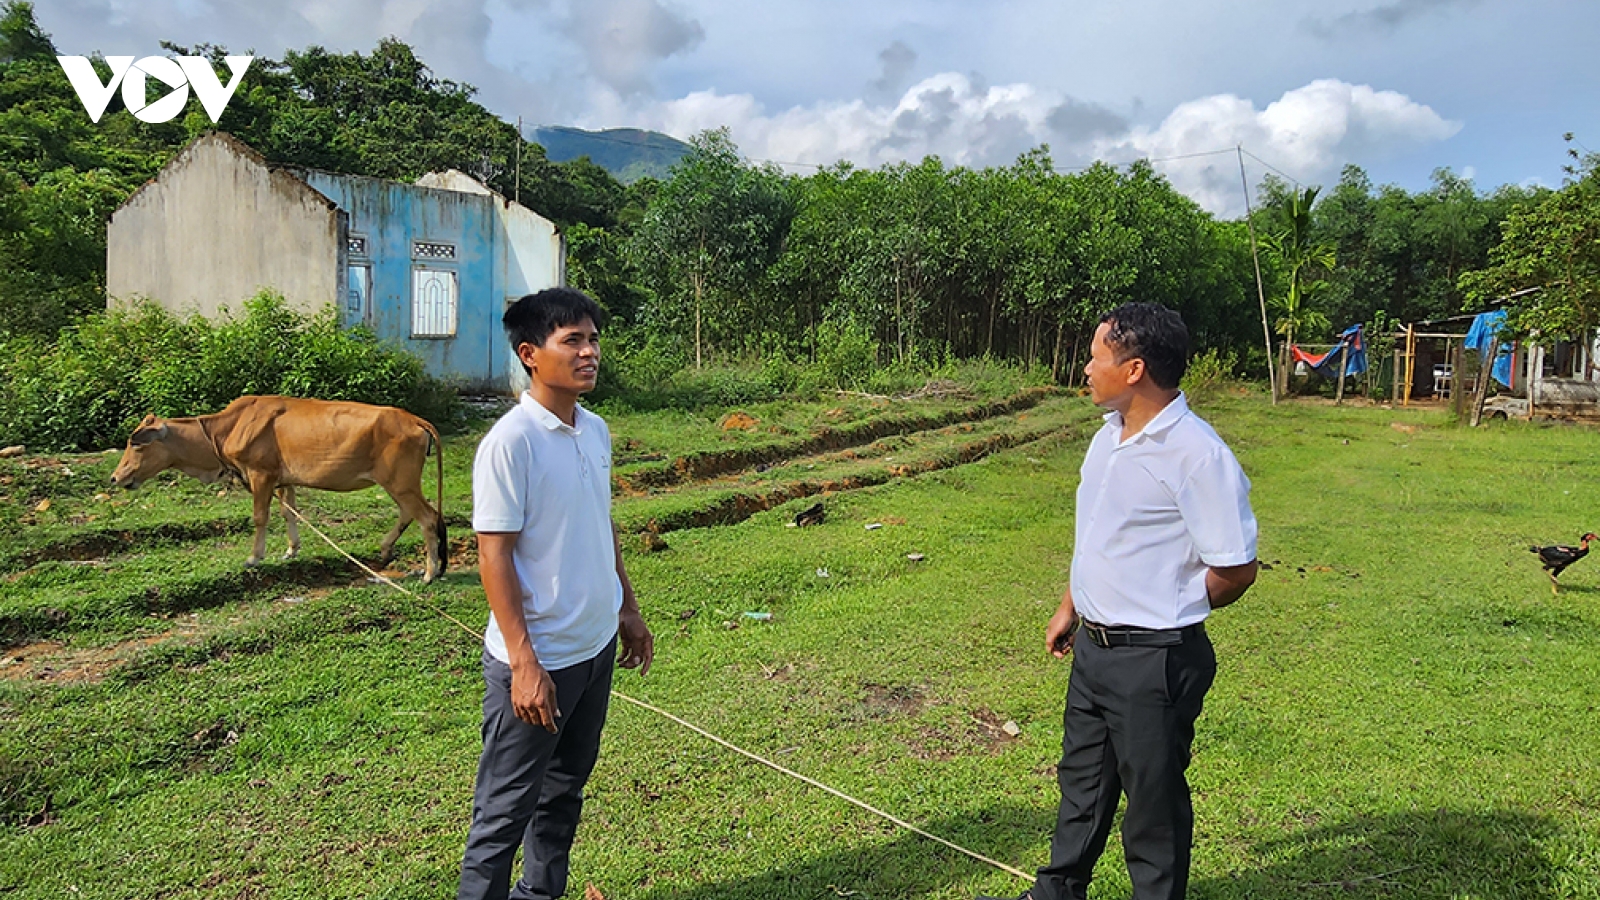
618, 609, 654, 676
511, 661, 559, 733
1045, 592, 1079, 659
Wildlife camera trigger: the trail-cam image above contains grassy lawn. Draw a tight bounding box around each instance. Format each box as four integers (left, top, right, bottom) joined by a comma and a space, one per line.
3, 391, 1599, 898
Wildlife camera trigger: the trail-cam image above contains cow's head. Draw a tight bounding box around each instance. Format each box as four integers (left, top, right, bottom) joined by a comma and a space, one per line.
110, 415, 175, 490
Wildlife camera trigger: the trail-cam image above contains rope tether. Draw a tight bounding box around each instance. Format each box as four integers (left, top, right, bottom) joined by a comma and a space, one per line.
278, 499, 1032, 884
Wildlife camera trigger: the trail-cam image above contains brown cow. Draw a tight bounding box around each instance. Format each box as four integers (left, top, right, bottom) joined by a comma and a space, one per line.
110, 396, 446, 582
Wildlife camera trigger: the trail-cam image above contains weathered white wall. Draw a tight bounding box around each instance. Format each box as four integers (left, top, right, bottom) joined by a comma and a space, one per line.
414, 169, 563, 299
416, 169, 565, 393
107, 133, 340, 318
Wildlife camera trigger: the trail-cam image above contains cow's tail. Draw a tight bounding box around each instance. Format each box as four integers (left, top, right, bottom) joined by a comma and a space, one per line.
421, 418, 447, 574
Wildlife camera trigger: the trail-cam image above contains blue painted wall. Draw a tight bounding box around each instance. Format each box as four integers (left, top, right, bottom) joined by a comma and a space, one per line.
300, 171, 503, 389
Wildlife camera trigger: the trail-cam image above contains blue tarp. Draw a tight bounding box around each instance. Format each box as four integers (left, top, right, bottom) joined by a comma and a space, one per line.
1290, 324, 1368, 379
1465, 310, 1514, 387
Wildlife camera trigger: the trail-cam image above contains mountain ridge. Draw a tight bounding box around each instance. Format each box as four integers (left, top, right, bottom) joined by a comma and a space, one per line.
529, 125, 690, 182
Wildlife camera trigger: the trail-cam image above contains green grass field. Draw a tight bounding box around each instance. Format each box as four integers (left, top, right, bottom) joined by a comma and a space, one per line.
3, 389, 1599, 899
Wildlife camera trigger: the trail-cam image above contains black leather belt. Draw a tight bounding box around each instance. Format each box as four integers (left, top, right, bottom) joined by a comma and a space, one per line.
1079, 620, 1203, 648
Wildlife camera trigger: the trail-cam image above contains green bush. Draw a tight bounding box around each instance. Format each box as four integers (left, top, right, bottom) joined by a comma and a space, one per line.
1181, 347, 1239, 405
0, 292, 462, 451
797, 318, 879, 393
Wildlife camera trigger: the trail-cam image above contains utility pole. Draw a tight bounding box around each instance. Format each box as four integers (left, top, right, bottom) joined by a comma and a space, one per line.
515, 116, 522, 205
1238, 145, 1277, 405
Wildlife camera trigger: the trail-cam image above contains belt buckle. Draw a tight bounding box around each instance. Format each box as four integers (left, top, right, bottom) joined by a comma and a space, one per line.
1083, 621, 1110, 648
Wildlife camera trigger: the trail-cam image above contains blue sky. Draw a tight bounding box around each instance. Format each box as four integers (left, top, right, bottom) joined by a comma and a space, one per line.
37, 0, 1597, 215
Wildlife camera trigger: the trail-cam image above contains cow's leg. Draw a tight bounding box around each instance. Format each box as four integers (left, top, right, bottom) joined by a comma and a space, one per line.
279, 486, 300, 559
390, 489, 444, 583
378, 511, 414, 567
246, 475, 275, 568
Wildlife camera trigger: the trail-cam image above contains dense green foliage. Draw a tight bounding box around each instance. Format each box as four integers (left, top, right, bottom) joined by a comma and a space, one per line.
2, 0, 1592, 408
1461, 143, 1600, 340
0, 293, 461, 450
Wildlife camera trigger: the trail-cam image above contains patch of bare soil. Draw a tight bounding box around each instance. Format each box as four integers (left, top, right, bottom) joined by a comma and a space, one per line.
861, 682, 928, 717
719, 411, 760, 431
905, 707, 1021, 761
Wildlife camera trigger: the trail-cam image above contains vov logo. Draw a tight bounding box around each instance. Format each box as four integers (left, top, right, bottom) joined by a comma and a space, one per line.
57, 55, 253, 124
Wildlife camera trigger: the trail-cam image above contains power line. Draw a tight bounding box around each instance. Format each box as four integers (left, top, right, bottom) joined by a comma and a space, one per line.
1240, 147, 1305, 187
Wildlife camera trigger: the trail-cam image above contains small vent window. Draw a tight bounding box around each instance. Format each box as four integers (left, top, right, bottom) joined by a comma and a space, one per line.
347, 235, 368, 257
412, 241, 456, 261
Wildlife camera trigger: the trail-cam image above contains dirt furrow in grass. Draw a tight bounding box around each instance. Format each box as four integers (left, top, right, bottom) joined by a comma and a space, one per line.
613, 386, 1058, 492
0, 517, 254, 575
619, 421, 1081, 536
3, 511, 476, 581
0, 555, 409, 651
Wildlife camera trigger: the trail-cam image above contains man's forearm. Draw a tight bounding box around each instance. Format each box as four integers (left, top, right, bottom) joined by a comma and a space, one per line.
480, 546, 539, 670
612, 522, 639, 616
1206, 560, 1259, 609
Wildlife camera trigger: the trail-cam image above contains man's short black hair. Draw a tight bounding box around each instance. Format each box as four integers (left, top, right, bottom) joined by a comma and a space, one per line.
1100, 302, 1190, 391
504, 287, 604, 372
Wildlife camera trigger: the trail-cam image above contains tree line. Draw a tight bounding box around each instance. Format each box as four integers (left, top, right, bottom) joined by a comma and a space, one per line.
3, 0, 1594, 392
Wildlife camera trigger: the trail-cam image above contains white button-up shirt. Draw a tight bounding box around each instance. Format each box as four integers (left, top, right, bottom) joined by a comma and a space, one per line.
472, 393, 621, 669
1070, 392, 1257, 630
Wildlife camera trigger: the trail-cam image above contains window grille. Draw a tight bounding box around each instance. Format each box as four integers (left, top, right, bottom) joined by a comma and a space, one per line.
347, 235, 368, 257
412, 268, 458, 337
412, 241, 456, 260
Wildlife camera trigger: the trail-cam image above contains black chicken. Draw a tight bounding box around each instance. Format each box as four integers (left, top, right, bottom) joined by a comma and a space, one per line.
793, 502, 825, 527
1530, 532, 1598, 594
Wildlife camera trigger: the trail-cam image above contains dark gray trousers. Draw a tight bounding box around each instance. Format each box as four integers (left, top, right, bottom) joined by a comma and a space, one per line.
458, 636, 616, 900
1033, 627, 1216, 900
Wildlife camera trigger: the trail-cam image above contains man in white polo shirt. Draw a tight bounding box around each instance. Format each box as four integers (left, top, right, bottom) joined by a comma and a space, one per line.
986, 303, 1258, 900
458, 287, 654, 900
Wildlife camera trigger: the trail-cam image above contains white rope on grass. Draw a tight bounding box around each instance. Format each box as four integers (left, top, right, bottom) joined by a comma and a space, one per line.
607, 691, 1032, 881
279, 500, 1032, 884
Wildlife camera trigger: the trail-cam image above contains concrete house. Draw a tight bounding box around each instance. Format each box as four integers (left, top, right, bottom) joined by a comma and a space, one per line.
106, 132, 564, 392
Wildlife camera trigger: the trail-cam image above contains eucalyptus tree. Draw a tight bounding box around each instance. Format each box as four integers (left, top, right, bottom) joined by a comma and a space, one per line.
629, 128, 793, 367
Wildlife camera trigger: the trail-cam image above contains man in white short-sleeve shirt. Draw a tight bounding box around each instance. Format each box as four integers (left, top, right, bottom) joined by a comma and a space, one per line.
458, 287, 653, 900
984, 303, 1258, 900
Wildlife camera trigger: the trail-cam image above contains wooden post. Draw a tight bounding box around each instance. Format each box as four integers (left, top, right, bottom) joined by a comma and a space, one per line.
1471, 336, 1498, 427
1392, 346, 1401, 404
1402, 325, 1416, 407
1335, 342, 1350, 405
1528, 345, 1541, 420
1238, 147, 1277, 404
1452, 341, 1466, 420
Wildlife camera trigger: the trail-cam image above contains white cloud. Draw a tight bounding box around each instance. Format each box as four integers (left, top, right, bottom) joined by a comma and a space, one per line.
38, 2, 1465, 215
596, 75, 1460, 217
592, 72, 1106, 171
1108, 79, 1462, 214
561, 0, 704, 96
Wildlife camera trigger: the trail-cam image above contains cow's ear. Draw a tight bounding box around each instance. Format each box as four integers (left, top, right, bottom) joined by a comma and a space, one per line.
130, 422, 167, 446
140, 414, 157, 426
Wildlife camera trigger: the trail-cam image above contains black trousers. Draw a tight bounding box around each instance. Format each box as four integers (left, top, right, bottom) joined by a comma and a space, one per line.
458, 636, 616, 900
1033, 626, 1216, 900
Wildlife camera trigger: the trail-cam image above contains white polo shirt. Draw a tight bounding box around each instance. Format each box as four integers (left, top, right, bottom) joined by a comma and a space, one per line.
1070, 392, 1257, 630
472, 393, 621, 669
